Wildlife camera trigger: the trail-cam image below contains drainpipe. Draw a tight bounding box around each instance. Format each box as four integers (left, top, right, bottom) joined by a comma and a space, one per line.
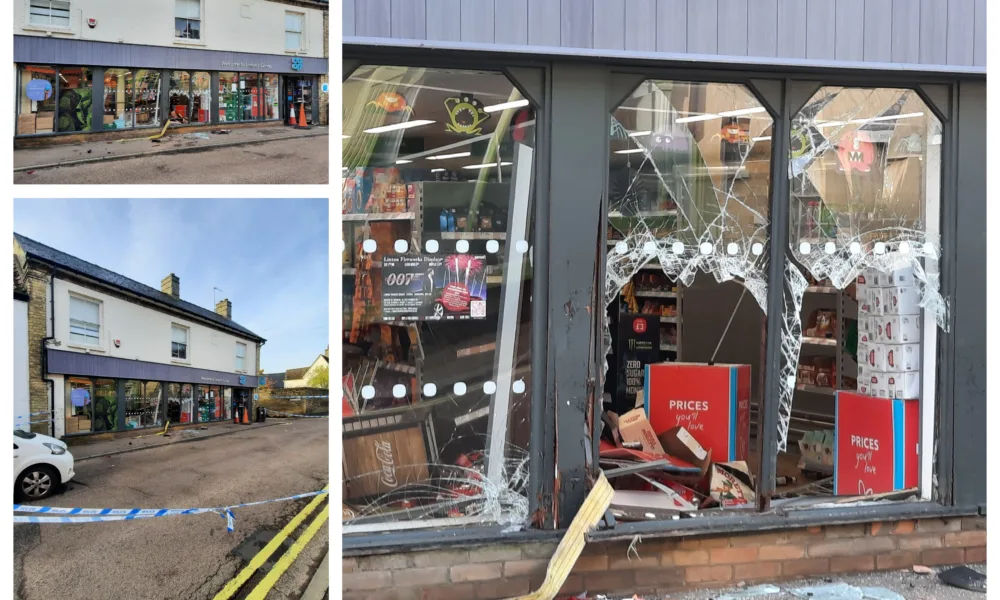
43, 270, 56, 436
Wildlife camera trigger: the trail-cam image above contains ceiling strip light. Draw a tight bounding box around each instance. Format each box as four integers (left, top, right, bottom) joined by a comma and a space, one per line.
675, 113, 719, 124
717, 106, 768, 117
463, 162, 513, 169
483, 99, 530, 113
427, 151, 472, 160
614, 149, 646, 155
363, 119, 435, 134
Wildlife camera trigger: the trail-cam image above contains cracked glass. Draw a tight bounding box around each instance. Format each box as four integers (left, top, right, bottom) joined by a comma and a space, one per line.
341, 65, 535, 531
781, 87, 943, 500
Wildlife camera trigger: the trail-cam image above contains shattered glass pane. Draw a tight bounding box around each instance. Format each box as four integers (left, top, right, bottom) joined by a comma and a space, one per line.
782, 87, 946, 453
341, 66, 534, 530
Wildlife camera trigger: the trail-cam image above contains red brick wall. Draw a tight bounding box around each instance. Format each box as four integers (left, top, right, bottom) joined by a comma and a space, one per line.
342, 516, 985, 600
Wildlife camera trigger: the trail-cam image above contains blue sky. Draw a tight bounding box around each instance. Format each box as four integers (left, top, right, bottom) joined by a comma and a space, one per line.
14, 198, 328, 373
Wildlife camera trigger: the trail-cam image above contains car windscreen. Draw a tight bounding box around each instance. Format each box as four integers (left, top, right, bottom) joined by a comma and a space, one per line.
13, 430, 36, 440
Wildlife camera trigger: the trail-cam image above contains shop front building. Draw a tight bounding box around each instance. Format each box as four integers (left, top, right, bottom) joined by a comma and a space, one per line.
13, 0, 328, 142
341, 2, 986, 597
14, 233, 265, 439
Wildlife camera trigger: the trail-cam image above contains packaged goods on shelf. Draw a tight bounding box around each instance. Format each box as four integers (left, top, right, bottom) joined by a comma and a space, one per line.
882, 286, 921, 316
876, 314, 922, 343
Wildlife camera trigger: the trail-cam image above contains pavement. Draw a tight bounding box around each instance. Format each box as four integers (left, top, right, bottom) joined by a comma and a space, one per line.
599, 565, 987, 599
14, 418, 329, 600
13, 126, 329, 184
67, 420, 285, 461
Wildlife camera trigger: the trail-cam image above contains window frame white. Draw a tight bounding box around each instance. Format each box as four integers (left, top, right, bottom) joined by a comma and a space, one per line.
235, 342, 247, 373
174, 0, 202, 40
68, 293, 101, 348
171, 323, 190, 362
28, 0, 71, 29
284, 11, 305, 52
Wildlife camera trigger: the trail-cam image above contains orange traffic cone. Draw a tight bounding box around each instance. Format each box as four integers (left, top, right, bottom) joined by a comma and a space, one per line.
288, 103, 296, 126
297, 101, 307, 128
242, 407, 250, 424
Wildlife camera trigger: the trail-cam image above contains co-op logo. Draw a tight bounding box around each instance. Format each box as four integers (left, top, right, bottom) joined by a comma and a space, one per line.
291, 57, 303, 71
239, 375, 246, 385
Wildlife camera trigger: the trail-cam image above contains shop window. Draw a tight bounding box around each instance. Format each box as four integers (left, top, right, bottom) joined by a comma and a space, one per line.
224, 388, 233, 421
783, 88, 944, 501
238, 73, 261, 121
285, 12, 304, 51
124, 381, 163, 429
29, 0, 70, 28
175, 0, 201, 40
171, 324, 188, 360
602, 80, 773, 515
69, 295, 100, 346
197, 385, 223, 422
219, 72, 239, 123
103, 69, 134, 130
168, 71, 191, 123
56, 67, 92, 133
263, 74, 280, 120
167, 383, 194, 424
17, 65, 56, 135
66, 377, 117, 434
133, 69, 161, 127
342, 66, 536, 529
235, 343, 246, 371
191, 71, 211, 123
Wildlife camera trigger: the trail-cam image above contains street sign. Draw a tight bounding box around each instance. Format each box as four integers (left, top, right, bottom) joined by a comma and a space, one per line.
321, 82, 329, 94
253, 394, 259, 401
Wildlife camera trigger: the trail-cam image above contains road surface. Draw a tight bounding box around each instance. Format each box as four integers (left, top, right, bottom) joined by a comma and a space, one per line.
13, 135, 329, 185
14, 419, 329, 600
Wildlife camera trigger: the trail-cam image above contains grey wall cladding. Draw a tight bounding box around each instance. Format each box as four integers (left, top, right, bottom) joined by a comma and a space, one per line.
344, 0, 987, 68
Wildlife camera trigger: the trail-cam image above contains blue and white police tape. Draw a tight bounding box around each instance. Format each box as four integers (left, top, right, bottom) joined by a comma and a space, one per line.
265, 410, 328, 418
14, 489, 328, 532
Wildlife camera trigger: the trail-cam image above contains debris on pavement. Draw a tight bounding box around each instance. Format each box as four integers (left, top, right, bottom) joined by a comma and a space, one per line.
185, 132, 211, 140
912, 565, 934, 575
717, 584, 782, 600
938, 566, 987, 593
789, 583, 906, 600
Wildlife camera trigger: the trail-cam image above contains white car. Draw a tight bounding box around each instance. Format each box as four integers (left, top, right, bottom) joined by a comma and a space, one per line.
14, 430, 74, 501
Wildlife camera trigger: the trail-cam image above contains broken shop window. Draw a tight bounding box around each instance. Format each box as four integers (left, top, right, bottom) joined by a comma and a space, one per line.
341, 66, 535, 531
601, 80, 773, 519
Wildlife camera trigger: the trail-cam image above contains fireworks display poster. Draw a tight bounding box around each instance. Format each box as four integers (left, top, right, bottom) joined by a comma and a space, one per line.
381, 254, 489, 321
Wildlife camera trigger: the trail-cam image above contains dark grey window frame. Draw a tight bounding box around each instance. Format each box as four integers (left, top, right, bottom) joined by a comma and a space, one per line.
342, 44, 985, 555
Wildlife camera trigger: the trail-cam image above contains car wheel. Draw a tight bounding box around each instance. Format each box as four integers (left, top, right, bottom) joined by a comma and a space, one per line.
432, 302, 445, 318
16, 465, 59, 501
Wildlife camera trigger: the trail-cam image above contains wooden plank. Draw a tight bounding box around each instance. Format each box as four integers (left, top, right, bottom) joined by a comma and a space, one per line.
776, 0, 807, 59
594, 0, 626, 50
747, 0, 778, 58
495, 0, 529, 45
974, 0, 986, 66
863, 0, 893, 63
834, 0, 865, 62
717, 0, 749, 56
343, 0, 356, 37
687, 0, 719, 55
391, 0, 427, 40
946, 0, 976, 66
528, 0, 562, 45
656, 0, 687, 53
426, 0, 461, 41
356, 0, 392, 37
624, 0, 657, 52
918, 0, 948, 65
890, 0, 920, 64
561, 0, 595, 48
461, 0, 495, 43
805, 0, 836, 60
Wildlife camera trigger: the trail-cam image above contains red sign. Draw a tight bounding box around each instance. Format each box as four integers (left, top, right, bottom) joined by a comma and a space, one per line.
632, 318, 648, 334
837, 131, 875, 173
644, 363, 750, 462
440, 283, 472, 312
835, 392, 919, 496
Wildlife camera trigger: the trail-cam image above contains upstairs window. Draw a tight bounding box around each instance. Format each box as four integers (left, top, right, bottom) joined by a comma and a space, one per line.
175, 0, 201, 40
235, 343, 246, 372
69, 295, 100, 346
171, 324, 188, 360
285, 12, 304, 51
29, 1, 70, 28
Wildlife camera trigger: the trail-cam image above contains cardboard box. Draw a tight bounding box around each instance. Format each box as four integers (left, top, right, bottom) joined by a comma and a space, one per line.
884, 343, 921, 373
882, 286, 921, 316
706, 462, 755, 507
35, 111, 55, 132
868, 371, 891, 398
644, 362, 751, 462
886, 371, 921, 399
867, 288, 885, 315
658, 425, 712, 476
17, 114, 35, 135
877, 315, 922, 343
855, 272, 871, 302
886, 266, 915, 287
342, 425, 429, 499
619, 408, 666, 455
862, 344, 887, 371
835, 392, 919, 496
857, 371, 871, 395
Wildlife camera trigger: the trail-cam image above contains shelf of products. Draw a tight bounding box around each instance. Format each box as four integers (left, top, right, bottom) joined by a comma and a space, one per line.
440, 232, 506, 240
343, 211, 416, 222
634, 290, 678, 298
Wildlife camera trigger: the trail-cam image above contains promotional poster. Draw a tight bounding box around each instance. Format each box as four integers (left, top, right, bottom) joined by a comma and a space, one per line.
381, 253, 489, 321
616, 314, 661, 409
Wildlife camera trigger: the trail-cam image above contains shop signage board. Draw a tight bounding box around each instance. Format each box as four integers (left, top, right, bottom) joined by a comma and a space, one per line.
615, 314, 660, 409
381, 254, 489, 321
644, 362, 750, 462
834, 392, 919, 496
26, 79, 52, 102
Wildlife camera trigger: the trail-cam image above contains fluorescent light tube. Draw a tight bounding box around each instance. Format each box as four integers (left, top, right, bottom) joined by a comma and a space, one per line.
717, 106, 768, 117
483, 99, 529, 113
395, 159, 412, 164
751, 136, 772, 142
463, 162, 513, 169
427, 151, 472, 160
628, 130, 651, 137
363, 119, 435, 134
614, 149, 646, 154
675, 114, 719, 124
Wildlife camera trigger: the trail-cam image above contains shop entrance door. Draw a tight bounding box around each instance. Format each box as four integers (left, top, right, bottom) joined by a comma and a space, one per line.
282, 76, 313, 126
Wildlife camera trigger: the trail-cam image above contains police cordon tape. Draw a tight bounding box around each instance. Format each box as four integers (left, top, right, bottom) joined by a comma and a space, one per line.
14, 489, 329, 532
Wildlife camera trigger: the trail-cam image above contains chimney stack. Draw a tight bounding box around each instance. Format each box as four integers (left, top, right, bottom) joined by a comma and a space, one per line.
215, 298, 232, 320
161, 273, 180, 298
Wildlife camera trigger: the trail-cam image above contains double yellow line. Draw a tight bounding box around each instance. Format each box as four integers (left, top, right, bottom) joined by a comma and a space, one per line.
214, 486, 329, 600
